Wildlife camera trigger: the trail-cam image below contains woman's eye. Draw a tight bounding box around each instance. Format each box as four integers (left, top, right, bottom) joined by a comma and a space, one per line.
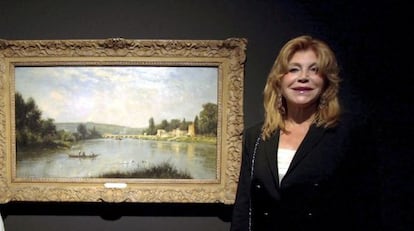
288, 68, 299, 73
310, 66, 318, 73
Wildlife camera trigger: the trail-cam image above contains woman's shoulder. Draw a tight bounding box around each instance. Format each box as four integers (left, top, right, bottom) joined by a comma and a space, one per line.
242, 121, 264, 141
244, 121, 263, 133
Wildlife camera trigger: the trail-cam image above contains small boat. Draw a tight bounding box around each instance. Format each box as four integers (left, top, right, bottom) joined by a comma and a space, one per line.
68, 152, 99, 158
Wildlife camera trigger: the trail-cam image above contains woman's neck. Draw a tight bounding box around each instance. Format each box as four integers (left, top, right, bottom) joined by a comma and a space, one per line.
285, 105, 317, 126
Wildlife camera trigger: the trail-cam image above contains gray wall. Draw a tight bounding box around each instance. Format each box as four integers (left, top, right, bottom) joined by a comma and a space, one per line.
1, 0, 410, 230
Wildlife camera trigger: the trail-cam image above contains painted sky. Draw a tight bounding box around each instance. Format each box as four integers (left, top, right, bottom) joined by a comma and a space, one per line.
15, 66, 218, 128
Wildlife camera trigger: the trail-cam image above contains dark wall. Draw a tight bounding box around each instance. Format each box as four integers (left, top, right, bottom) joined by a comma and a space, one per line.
1, 0, 410, 230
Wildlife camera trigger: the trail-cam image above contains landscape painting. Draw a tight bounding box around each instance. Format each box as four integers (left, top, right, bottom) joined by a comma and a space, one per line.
0, 38, 246, 203
15, 66, 218, 180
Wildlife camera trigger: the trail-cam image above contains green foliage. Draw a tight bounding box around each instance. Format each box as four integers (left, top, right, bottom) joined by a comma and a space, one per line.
15, 92, 58, 146
89, 126, 101, 139
77, 123, 89, 139
99, 161, 192, 179
179, 118, 188, 130
146, 117, 157, 135
159, 119, 169, 130
168, 119, 181, 131
197, 103, 218, 135
15, 91, 103, 148
193, 115, 199, 134
145, 102, 217, 136
76, 123, 103, 140
146, 117, 188, 134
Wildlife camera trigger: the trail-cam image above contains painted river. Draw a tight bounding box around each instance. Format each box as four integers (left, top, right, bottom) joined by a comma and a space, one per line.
16, 138, 217, 179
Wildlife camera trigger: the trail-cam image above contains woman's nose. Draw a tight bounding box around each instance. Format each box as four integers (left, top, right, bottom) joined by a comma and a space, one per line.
298, 77, 309, 83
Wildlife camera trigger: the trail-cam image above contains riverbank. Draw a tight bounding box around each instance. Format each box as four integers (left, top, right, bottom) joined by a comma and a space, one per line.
120, 135, 217, 145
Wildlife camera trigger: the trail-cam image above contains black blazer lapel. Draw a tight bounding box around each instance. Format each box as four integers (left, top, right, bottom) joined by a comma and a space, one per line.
286, 125, 326, 175
263, 132, 280, 187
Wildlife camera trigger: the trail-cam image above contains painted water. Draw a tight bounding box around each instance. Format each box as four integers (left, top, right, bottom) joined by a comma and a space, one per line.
16, 138, 217, 179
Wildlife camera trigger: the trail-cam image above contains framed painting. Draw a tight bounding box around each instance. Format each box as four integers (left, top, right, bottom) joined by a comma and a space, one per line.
0, 38, 246, 204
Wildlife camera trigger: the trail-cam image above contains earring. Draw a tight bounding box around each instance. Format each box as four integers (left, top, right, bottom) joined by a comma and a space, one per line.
278, 93, 286, 115
319, 96, 327, 110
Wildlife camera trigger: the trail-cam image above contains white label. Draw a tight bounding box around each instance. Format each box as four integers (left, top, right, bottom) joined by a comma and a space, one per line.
104, 183, 127, 188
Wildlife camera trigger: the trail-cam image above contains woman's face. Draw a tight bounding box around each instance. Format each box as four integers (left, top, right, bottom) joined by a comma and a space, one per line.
280, 49, 325, 110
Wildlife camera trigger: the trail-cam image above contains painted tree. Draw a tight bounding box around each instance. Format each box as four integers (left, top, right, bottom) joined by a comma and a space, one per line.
198, 103, 217, 135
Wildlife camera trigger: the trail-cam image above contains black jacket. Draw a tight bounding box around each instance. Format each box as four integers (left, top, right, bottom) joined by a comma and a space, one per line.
230, 113, 380, 231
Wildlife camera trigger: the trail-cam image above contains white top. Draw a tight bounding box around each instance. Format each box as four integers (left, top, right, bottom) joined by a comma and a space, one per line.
277, 148, 296, 184
0, 211, 4, 231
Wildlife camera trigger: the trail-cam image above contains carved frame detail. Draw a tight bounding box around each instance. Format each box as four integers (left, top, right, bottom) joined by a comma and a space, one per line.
0, 38, 246, 204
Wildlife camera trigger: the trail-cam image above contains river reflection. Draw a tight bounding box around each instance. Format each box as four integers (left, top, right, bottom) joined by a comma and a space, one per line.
16, 138, 217, 179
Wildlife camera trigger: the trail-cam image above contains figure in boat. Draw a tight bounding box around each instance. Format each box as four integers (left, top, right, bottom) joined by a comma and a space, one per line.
68, 151, 99, 158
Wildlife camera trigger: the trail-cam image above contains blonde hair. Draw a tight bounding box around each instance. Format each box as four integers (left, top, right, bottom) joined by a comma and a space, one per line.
262, 35, 341, 140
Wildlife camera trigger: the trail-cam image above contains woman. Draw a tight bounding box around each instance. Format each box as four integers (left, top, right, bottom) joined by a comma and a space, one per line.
230, 35, 379, 231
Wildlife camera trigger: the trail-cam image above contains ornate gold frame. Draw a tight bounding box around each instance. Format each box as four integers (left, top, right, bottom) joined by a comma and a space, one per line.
0, 38, 246, 204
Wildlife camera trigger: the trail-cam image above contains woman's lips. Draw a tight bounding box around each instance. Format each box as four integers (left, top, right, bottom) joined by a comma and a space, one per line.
292, 87, 313, 90
292, 87, 313, 94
